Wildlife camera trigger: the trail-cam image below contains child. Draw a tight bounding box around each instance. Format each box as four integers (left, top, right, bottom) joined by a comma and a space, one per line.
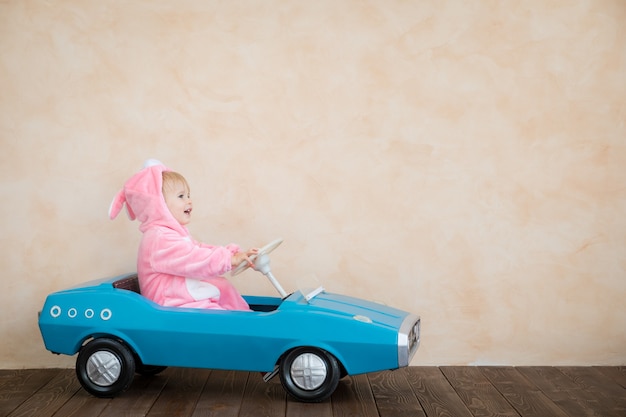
109, 160, 257, 310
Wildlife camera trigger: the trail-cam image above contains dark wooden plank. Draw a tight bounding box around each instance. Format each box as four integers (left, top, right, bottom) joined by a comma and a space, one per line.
331, 374, 379, 417
145, 368, 211, 417
286, 395, 333, 417
517, 367, 613, 417
49, 388, 111, 417
0, 369, 58, 416
0, 370, 42, 392
1, 367, 624, 417
405, 367, 474, 417
595, 366, 626, 389
440, 366, 520, 417
191, 370, 247, 417
481, 367, 570, 417
238, 371, 286, 417
6, 369, 81, 417
557, 366, 626, 416
79, 370, 170, 417
368, 370, 425, 417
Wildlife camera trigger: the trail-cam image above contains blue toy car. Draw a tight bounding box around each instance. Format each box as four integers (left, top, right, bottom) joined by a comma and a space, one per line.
38, 239, 420, 402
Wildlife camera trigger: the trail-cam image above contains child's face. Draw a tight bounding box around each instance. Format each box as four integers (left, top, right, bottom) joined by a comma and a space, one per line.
163, 180, 192, 226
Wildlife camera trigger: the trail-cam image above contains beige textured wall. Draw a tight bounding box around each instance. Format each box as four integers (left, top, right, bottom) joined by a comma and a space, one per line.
1, 0, 625, 368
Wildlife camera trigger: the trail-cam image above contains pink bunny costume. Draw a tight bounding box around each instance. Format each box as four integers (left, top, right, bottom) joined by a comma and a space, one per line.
109, 160, 250, 310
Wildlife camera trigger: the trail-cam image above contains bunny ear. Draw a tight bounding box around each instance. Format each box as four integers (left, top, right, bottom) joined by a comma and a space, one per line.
108, 189, 125, 219
144, 158, 163, 168
108, 189, 136, 220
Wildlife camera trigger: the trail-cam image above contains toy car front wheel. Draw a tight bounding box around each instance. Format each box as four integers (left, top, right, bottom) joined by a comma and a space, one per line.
279, 347, 340, 402
76, 338, 136, 397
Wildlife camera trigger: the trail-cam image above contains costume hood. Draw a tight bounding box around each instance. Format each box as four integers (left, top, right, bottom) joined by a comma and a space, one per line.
109, 159, 188, 236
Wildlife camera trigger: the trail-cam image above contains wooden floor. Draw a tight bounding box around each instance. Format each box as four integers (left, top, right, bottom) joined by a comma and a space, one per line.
1, 367, 624, 417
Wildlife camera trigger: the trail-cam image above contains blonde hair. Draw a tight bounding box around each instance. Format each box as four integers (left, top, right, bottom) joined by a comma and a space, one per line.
162, 171, 190, 194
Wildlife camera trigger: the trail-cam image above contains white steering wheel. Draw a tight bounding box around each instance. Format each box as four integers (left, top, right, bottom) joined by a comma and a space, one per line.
231, 238, 283, 275
231, 238, 287, 297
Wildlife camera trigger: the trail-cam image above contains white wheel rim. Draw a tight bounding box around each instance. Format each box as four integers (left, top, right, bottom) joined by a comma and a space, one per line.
290, 353, 327, 390
87, 351, 122, 386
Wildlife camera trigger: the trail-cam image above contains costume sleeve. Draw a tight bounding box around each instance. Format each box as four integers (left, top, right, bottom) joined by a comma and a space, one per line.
196, 241, 240, 255
148, 229, 233, 278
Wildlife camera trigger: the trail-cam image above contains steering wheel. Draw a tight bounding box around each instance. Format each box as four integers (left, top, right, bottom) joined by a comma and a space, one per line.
231, 238, 287, 297
231, 238, 283, 276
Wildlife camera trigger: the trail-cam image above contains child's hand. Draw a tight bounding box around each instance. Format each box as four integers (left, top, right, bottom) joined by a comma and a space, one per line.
231, 248, 259, 268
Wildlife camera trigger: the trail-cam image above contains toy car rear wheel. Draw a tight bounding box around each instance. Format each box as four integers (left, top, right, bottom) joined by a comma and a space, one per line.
76, 338, 135, 397
279, 347, 340, 402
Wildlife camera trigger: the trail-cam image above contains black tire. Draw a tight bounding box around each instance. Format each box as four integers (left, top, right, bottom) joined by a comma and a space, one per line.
76, 338, 136, 398
279, 347, 340, 402
135, 364, 167, 377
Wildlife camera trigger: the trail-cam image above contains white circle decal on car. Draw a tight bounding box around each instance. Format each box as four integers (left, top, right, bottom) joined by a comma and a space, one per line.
50, 306, 61, 318
100, 309, 112, 321
68, 308, 77, 318
85, 309, 94, 319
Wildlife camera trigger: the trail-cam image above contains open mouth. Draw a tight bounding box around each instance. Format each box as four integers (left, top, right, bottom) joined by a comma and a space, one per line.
184, 209, 192, 215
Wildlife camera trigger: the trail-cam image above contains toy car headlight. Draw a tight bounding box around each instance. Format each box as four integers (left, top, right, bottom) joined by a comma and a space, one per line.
398, 315, 421, 367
